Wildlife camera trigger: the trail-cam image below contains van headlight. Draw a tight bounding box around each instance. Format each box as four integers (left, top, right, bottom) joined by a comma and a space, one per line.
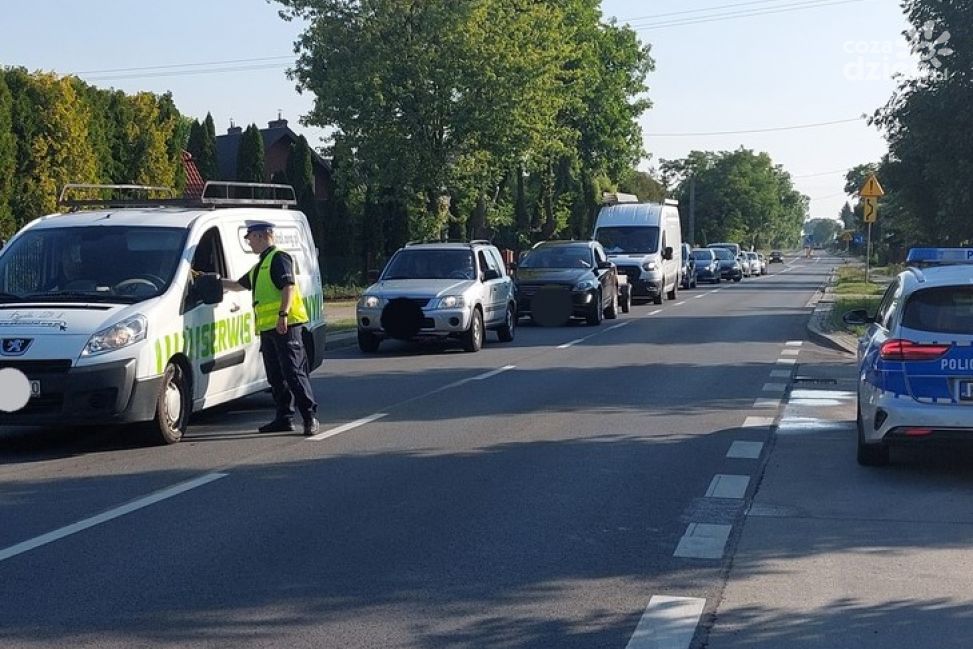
359, 295, 384, 308
435, 295, 465, 309
642, 261, 657, 272
574, 279, 598, 291
83, 315, 148, 356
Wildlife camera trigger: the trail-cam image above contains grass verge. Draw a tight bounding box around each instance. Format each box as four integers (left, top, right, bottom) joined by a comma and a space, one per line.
828, 295, 882, 337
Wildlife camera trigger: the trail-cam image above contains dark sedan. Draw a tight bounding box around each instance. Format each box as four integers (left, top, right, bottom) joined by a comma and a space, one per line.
770, 250, 784, 263
514, 240, 619, 326
712, 247, 743, 282
690, 248, 721, 284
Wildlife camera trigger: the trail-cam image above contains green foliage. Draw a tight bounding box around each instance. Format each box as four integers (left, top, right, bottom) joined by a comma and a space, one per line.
0, 74, 15, 234
235, 124, 265, 183
618, 169, 665, 202
806, 218, 843, 246
198, 112, 219, 180
663, 148, 807, 249
839, 201, 855, 231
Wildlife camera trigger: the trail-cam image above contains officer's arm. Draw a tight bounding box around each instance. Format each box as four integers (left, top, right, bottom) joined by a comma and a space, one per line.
221, 278, 245, 292
279, 285, 295, 318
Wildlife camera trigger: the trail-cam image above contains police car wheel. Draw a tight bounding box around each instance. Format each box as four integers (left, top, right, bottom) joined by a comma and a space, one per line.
462, 308, 484, 352
150, 362, 190, 445
856, 404, 889, 467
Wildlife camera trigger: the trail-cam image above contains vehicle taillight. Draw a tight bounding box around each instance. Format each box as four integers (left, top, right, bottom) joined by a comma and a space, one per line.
879, 339, 950, 361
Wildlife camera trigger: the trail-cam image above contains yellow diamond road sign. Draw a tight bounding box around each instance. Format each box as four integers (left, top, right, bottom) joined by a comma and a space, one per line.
860, 174, 885, 198
863, 196, 879, 224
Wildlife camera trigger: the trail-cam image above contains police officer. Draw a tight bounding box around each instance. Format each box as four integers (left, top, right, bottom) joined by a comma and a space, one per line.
222, 222, 320, 435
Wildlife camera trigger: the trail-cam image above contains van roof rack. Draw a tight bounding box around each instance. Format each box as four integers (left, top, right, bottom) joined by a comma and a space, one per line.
602, 192, 639, 205
58, 182, 298, 210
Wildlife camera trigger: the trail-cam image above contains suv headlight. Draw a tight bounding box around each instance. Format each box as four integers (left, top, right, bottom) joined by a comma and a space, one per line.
642, 261, 657, 272
435, 295, 465, 309
574, 279, 598, 291
83, 314, 147, 356
359, 295, 384, 308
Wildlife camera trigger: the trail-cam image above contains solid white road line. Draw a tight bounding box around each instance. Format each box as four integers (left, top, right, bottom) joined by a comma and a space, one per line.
557, 338, 585, 350
607, 322, 631, 331
727, 441, 764, 459
776, 358, 797, 365
753, 398, 782, 409
769, 369, 792, 378
786, 340, 804, 347
762, 382, 787, 393
742, 416, 775, 428
472, 365, 516, 381
705, 474, 751, 499
307, 413, 388, 441
0, 473, 228, 563
625, 595, 706, 649
674, 523, 732, 559
780, 348, 800, 357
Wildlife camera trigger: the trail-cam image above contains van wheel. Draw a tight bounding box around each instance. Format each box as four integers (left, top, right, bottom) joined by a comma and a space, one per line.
150, 362, 190, 445
462, 308, 484, 352
358, 330, 381, 353
605, 290, 618, 320
497, 304, 516, 342
667, 282, 678, 301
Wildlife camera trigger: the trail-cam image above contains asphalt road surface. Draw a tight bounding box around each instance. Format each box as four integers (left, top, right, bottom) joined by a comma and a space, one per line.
0, 255, 838, 648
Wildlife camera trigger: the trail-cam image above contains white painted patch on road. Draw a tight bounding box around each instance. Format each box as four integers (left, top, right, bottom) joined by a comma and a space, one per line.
625, 595, 706, 649
776, 358, 797, 365
472, 365, 516, 381
786, 340, 803, 347
705, 474, 751, 499
770, 369, 792, 378
0, 473, 228, 563
557, 338, 585, 349
780, 348, 800, 357
727, 441, 764, 459
753, 398, 782, 409
674, 523, 732, 559
762, 382, 787, 393
742, 416, 774, 428
308, 413, 389, 441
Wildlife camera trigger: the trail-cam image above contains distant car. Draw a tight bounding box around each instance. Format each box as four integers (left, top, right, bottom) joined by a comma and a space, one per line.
680, 242, 697, 290
744, 252, 761, 277
356, 241, 516, 353
514, 240, 620, 326
690, 248, 721, 284
737, 254, 752, 277
757, 253, 768, 275
712, 247, 743, 282
845, 249, 973, 466
770, 250, 784, 263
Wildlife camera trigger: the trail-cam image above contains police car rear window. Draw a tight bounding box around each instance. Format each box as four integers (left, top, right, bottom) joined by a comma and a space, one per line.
902, 287, 973, 335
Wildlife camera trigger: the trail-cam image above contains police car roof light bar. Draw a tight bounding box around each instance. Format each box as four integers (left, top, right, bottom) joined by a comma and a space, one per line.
906, 248, 973, 267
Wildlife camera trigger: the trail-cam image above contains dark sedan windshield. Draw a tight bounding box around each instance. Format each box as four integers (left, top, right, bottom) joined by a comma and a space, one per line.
382, 249, 476, 280
0, 226, 187, 303
519, 246, 593, 269
691, 251, 715, 261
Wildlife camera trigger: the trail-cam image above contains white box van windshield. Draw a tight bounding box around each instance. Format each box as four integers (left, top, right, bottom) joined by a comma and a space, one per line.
596, 226, 660, 255
382, 249, 476, 280
0, 226, 188, 304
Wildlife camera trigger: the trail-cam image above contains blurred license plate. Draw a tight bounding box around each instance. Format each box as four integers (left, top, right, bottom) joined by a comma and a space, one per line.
30, 380, 40, 397
960, 381, 973, 401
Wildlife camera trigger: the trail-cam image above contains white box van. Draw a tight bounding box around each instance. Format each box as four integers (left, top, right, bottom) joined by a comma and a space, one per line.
0, 183, 326, 443
593, 199, 683, 305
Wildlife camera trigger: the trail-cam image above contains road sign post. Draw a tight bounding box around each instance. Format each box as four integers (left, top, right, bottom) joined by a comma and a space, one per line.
859, 174, 885, 284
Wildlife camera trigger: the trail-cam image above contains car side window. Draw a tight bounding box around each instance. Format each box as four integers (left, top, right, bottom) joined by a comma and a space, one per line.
487, 248, 506, 277
477, 249, 498, 280
186, 227, 228, 311
875, 280, 899, 329
594, 245, 607, 266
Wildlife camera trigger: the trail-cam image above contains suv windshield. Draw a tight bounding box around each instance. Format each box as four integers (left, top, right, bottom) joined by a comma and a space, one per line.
902, 286, 973, 335
382, 249, 476, 280
519, 246, 592, 269
712, 248, 735, 261
0, 226, 187, 303
596, 226, 659, 255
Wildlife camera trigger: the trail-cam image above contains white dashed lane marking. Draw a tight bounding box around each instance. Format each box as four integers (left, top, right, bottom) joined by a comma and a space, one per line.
786, 340, 803, 347
762, 382, 787, 393
625, 596, 706, 649
705, 474, 751, 499
308, 413, 389, 441
727, 441, 764, 458
770, 369, 792, 378
780, 348, 800, 357
776, 358, 797, 365
694, 294, 705, 299
647, 309, 662, 316
674, 523, 732, 559
753, 398, 782, 409
557, 339, 585, 350
742, 416, 774, 428
675, 301, 686, 306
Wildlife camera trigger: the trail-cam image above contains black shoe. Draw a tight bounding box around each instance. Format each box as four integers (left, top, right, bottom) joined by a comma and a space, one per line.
303, 417, 320, 436
259, 419, 295, 433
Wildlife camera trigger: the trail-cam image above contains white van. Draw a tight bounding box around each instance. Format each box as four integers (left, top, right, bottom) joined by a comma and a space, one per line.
0, 183, 326, 443
592, 199, 683, 305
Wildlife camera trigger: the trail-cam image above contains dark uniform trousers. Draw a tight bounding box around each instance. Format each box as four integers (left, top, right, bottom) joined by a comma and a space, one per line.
259, 325, 318, 422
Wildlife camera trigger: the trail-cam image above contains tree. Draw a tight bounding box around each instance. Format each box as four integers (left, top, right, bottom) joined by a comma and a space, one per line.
839, 201, 855, 231
806, 218, 842, 246
618, 169, 665, 202
186, 119, 204, 168
286, 135, 322, 249
0, 74, 15, 235
236, 124, 265, 183
197, 112, 219, 180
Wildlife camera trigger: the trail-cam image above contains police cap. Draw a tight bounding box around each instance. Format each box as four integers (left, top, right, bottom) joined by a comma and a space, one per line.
244, 221, 275, 237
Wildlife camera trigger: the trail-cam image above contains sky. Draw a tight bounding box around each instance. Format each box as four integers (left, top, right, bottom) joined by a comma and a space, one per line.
1, 0, 917, 221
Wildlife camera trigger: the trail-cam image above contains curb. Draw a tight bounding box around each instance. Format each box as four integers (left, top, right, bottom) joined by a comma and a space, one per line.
324, 329, 358, 351
805, 268, 859, 356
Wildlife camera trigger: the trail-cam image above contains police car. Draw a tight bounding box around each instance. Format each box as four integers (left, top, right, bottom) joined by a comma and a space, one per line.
0, 183, 326, 444
844, 248, 973, 465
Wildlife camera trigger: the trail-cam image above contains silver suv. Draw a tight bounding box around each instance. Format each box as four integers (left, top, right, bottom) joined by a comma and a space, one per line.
356, 241, 516, 353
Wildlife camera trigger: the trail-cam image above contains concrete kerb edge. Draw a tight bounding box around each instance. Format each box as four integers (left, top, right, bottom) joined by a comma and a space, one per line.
805, 268, 858, 356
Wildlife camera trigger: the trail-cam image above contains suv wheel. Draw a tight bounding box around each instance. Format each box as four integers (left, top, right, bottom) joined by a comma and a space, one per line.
620, 286, 631, 313
605, 290, 618, 320
497, 304, 516, 343
856, 402, 889, 466
358, 330, 381, 353
586, 291, 604, 326
462, 308, 484, 352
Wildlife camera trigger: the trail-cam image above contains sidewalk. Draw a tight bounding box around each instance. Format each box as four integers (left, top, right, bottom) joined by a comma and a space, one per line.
703, 342, 973, 649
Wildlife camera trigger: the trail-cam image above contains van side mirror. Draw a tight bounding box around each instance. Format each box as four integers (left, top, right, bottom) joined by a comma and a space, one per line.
195, 273, 223, 305
367, 269, 380, 284
663, 246, 674, 261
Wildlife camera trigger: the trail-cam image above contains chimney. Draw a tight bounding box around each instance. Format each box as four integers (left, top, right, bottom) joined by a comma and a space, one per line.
268, 109, 288, 129
227, 118, 242, 135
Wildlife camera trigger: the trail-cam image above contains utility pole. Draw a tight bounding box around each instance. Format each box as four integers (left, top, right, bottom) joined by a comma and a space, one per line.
688, 175, 696, 246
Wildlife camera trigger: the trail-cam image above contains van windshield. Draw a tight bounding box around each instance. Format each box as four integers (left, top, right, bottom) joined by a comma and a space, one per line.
596, 227, 659, 255
0, 226, 188, 304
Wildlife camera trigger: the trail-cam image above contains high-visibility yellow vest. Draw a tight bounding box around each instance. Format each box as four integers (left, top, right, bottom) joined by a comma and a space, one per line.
249, 248, 309, 332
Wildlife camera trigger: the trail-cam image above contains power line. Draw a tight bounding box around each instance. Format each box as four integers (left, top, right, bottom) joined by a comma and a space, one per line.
618, 0, 811, 25
75, 55, 293, 75
85, 63, 287, 82
646, 117, 863, 137
793, 168, 852, 179
631, 0, 868, 31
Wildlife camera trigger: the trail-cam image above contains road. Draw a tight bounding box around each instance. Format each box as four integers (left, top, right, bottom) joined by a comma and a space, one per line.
0, 255, 895, 648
